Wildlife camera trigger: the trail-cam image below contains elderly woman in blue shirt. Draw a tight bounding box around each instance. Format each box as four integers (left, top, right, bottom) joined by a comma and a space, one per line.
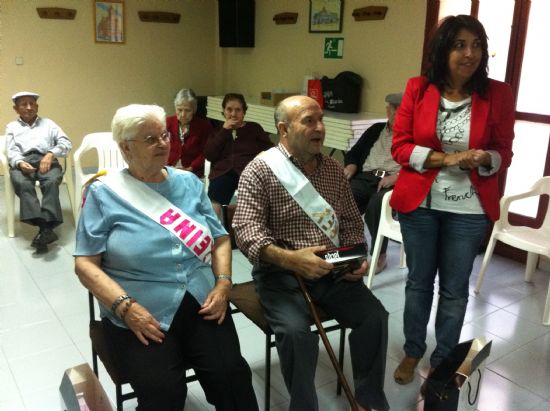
74, 104, 258, 411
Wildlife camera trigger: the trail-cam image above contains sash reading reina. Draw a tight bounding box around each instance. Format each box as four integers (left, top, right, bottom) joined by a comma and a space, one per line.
97, 169, 213, 263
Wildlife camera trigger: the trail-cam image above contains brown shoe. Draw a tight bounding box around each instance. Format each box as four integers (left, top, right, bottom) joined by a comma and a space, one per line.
394, 356, 420, 385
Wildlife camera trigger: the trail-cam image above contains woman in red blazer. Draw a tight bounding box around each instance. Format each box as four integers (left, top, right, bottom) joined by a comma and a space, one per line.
391, 15, 515, 387
166, 88, 212, 178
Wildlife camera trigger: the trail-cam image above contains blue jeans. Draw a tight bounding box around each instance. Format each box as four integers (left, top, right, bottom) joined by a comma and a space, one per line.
398, 208, 489, 367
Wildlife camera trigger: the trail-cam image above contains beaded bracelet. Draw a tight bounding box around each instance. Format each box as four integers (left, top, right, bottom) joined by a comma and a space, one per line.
120, 298, 136, 321
111, 294, 131, 314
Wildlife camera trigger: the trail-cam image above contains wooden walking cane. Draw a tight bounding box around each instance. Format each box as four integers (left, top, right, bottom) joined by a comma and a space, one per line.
294, 273, 360, 411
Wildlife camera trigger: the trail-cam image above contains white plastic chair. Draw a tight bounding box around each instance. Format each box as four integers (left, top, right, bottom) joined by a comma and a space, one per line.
366, 190, 406, 289
203, 159, 211, 193
0, 135, 75, 238
474, 176, 550, 326
73, 132, 127, 221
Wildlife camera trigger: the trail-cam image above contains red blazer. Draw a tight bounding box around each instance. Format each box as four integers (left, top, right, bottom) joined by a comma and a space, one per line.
391, 76, 515, 221
166, 115, 212, 177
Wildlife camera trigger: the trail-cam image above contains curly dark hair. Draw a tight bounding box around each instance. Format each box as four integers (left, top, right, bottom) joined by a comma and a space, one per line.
425, 15, 489, 98
222, 93, 248, 113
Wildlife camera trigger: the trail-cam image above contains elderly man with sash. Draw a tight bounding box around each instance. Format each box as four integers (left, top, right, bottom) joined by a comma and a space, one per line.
233, 95, 389, 411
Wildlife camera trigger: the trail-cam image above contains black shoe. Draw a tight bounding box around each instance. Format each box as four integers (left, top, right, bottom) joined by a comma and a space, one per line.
32, 228, 58, 248
31, 231, 41, 248
34, 244, 49, 254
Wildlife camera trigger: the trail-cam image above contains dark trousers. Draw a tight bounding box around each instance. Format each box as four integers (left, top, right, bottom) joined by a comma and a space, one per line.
9, 153, 63, 227
252, 265, 390, 411
349, 172, 392, 255
208, 170, 239, 204
103, 293, 258, 411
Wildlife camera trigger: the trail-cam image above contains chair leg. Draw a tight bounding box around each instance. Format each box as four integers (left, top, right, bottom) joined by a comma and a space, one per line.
4, 174, 15, 238
525, 252, 538, 283
92, 349, 99, 376
265, 334, 271, 411
64, 182, 76, 226
116, 384, 123, 411
336, 327, 345, 396
6, 210, 15, 238
367, 234, 384, 289
399, 243, 406, 268
543, 279, 550, 326
475, 235, 498, 293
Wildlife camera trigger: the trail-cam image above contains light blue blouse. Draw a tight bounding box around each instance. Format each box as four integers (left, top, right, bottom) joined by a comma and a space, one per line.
74, 167, 227, 331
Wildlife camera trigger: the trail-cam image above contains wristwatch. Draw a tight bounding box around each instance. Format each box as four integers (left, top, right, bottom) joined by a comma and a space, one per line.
215, 274, 233, 288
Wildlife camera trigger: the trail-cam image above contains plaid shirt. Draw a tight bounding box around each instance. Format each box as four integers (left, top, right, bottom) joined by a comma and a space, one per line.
233, 144, 365, 265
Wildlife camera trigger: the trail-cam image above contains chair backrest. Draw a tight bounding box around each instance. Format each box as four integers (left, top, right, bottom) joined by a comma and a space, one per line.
203, 159, 211, 193
75, 132, 126, 173
533, 176, 550, 232
500, 176, 550, 232
379, 190, 402, 242
0, 135, 8, 170
73, 132, 127, 220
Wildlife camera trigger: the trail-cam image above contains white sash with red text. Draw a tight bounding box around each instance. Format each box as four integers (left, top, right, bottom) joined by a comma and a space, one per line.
98, 170, 213, 263
260, 147, 339, 246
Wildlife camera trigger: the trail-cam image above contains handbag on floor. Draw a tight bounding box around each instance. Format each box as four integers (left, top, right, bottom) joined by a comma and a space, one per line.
424, 336, 492, 411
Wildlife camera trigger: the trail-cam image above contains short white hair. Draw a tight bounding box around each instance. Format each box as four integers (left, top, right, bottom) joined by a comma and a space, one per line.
174, 88, 197, 112
111, 104, 166, 143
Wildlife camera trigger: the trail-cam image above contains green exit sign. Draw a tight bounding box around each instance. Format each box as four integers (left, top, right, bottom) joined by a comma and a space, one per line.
324, 37, 344, 59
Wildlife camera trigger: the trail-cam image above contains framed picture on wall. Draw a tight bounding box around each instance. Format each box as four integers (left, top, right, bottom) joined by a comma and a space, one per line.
309, 0, 343, 33
94, 0, 125, 44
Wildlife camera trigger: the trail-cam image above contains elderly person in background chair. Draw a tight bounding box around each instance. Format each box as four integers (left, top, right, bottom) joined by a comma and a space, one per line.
74, 104, 258, 411
6, 91, 72, 254
343, 92, 402, 274
166, 88, 212, 177
204, 93, 273, 216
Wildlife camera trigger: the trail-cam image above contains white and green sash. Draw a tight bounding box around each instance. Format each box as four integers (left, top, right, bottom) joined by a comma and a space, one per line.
260, 147, 339, 246
98, 170, 213, 263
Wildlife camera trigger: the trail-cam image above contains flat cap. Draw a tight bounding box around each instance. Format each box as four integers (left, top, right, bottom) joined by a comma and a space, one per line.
385, 92, 403, 106
12, 91, 39, 103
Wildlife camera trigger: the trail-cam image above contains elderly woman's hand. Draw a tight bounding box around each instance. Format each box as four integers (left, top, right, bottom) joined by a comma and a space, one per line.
198, 283, 231, 324
123, 302, 165, 346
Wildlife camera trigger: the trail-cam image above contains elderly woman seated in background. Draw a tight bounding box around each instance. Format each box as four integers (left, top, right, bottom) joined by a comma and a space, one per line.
74, 104, 258, 411
166, 88, 212, 177
204, 93, 273, 215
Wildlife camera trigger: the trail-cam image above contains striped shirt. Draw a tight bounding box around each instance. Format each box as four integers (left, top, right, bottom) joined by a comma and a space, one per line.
363, 125, 400, 174
233, 144, 365, 265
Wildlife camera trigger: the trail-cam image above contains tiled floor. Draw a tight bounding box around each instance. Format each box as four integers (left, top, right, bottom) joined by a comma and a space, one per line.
1, 189, 549, 411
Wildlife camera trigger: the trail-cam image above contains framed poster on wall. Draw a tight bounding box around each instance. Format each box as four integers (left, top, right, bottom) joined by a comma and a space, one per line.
94, 0, 124, 43
309, 0, 343, 33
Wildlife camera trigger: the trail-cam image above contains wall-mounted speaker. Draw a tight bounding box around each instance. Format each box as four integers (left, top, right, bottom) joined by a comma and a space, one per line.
218, 0, 255, 48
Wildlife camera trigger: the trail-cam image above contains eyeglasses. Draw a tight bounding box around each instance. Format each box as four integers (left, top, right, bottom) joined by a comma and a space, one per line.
128, 131, 171, 146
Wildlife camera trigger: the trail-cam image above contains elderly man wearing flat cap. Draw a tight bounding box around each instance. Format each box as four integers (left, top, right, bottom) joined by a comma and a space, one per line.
6, 91, 72, 253
343, 92, 402, 274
